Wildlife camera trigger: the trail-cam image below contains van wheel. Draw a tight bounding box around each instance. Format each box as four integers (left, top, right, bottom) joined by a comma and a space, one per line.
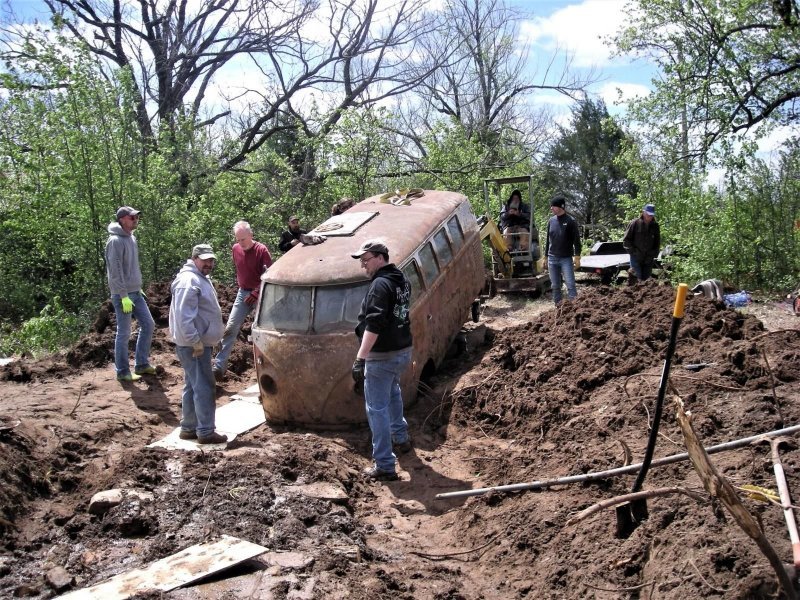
471, 300, 480, 323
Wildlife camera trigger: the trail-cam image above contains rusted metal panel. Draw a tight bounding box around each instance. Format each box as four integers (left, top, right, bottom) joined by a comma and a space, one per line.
265, 191, 465, 286
253, 190, 484, 428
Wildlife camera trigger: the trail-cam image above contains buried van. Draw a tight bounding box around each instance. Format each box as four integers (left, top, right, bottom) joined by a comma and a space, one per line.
252, 189, 484, 428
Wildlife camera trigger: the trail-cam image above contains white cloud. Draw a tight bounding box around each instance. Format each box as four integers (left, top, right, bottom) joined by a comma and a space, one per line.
520, 0, 630, 68
598, 81, 650, 106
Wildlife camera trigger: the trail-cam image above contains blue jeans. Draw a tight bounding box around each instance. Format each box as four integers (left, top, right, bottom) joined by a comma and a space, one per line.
213, 288, 253, 373
629, 255, 653, 281
111, 291, 155, 376
364, 348, 412, 472
175, 345, 217, 437
548, 256, 577, 305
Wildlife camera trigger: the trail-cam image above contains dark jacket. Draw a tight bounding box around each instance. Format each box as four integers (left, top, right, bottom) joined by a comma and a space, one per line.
355, 264, 412, 354
499, 200, 531, 230
545, 214, 581, 258
278, 228, 306, 252
623, 217, 660, 263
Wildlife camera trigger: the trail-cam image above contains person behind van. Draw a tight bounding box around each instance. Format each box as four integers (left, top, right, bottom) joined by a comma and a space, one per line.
350, 239, 413, 482
278, 215, 306, 252
499, 189, 531, 251
331, 197, 355, 216
544, 195, 582, 305
623, 203, 660, 283
169, 244, 227, 445
212, 221, 272, 381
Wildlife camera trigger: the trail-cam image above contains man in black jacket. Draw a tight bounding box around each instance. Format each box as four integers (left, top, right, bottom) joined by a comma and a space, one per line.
623, 203, 660, 282
351, 240, 413, 482
544, 195, 582, 305
278, 216, 306, 252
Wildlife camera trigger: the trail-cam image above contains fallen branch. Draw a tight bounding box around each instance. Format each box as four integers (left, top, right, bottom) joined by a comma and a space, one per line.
676, 398, 797, 600
566, 486, 705, 526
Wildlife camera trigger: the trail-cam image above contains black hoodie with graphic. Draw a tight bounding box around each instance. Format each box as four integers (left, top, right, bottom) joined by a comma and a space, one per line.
355, 264, 413, 354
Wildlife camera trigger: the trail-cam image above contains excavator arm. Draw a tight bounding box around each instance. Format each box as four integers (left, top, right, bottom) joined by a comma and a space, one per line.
478, 216, 513, 278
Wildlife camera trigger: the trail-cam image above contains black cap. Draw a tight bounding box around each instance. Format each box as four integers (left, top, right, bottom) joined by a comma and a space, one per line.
550, 196, 566, 209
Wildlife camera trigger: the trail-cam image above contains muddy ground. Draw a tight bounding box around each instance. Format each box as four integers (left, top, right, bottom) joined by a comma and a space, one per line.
0, 279, 799, 599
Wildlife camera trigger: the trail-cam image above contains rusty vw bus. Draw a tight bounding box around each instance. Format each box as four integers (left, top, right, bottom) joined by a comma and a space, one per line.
252, 189, 484, 428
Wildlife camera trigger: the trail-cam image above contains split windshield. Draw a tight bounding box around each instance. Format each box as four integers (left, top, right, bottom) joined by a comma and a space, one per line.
257, 282, 369, 334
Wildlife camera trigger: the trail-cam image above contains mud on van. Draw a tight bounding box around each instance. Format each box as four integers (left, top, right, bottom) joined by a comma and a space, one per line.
252, 189, 484, 428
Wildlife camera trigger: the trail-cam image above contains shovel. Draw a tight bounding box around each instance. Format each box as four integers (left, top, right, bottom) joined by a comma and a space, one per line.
616, 283, 689, 538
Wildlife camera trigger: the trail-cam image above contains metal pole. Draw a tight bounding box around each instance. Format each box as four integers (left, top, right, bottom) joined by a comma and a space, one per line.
435, 423, 800, 500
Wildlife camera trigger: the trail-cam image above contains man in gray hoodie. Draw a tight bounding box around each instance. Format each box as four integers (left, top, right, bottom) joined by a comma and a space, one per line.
105, 206, 156, 382
169, 244, 227, 445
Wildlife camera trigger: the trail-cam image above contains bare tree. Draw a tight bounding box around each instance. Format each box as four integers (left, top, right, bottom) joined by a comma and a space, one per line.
28, 0, 444, 180
396, 0, 596, 162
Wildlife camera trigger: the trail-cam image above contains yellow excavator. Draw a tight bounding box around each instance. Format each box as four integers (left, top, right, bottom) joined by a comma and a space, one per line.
479, 175, 550, 296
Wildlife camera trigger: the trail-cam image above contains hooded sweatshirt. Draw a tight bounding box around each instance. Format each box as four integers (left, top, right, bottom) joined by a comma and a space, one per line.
355, 264, 413, 356
169, 260, 224, 347
105, 222, 143, 296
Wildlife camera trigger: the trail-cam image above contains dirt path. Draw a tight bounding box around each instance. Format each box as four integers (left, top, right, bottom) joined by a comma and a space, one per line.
1, 283, 799, 599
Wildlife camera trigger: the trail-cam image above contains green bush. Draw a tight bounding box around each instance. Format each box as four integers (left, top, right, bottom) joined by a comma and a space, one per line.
0, 297, 85, 358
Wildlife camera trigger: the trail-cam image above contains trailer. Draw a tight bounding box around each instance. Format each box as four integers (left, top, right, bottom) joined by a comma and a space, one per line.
578, 241, 631, 285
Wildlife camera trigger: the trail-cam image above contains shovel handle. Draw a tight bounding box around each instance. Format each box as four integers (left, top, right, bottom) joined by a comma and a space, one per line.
673, 283, 688, 318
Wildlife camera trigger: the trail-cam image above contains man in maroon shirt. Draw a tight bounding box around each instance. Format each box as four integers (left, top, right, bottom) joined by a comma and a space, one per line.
212, 221, 272, 381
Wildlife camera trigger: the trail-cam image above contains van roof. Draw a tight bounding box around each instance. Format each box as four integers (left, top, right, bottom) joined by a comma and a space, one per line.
265, 189, 468, 286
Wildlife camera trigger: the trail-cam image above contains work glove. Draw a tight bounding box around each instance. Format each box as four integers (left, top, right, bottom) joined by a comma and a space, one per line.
352, 358, 366, 384
121, 296, 134, 313
573, 256, 581, 269
192, 341, 204, 358
299, 233, 327, 245
244, 291, 258, 306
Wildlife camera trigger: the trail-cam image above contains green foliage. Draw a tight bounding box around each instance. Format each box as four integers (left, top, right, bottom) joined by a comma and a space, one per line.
0, 296, 84, 357
540, 99, 635, 227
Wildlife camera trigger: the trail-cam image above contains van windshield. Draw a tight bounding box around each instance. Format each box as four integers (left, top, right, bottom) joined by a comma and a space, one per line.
258, 285, 312, 332
258, 282, 370, 333
314, 283, 370, 333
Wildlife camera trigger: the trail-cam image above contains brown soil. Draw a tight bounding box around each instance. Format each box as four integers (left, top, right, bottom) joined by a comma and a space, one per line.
0, 280, 799, 599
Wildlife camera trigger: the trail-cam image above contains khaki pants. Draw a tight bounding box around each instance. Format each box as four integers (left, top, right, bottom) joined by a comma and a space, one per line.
503, 226, 529, 251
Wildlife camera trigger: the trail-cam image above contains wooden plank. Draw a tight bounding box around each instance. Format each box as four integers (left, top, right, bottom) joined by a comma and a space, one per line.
60, 535, 267, 599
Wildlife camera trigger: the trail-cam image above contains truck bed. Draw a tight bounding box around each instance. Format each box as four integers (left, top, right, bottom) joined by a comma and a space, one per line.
579, 253, 630, 271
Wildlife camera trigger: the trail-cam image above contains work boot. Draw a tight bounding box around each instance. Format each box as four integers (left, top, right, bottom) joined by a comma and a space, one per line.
363, 465, 399, 481
134, 364, 159, 376
197, 432, 228, 445
117, 373, 141, 382
179, 430, 197, 440
393, 438, 413, 454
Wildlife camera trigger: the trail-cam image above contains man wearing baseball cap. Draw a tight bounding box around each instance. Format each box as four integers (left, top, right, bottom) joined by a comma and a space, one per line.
350, 239, 413, 481
105, 206, 156, 382
168, 244, 227, 445
623, 203, 661, 283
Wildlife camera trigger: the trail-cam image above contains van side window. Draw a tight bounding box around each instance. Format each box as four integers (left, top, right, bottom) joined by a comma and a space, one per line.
432, 229, 453, 267
258, 284, 312, 332
447, 216, 464, 249
418, 242, 440, 288
402, 261, 424, 302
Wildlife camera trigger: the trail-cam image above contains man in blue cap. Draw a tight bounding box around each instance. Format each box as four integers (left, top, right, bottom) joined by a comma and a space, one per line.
623, 203, 661, 282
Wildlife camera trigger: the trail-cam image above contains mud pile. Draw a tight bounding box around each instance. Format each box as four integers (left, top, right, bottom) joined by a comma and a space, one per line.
444, 281, 800, 598
0, 281, 254, 382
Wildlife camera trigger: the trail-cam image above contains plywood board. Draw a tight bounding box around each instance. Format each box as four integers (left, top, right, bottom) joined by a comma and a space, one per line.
147, 397, 266, 451
60, 535, 267, 599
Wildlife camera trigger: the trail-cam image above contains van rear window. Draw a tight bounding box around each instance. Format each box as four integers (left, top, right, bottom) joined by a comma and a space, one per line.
313, 283, 370, 333
258, 285, 312, 332
418, 242, 440, 288
433, 229, 453, 266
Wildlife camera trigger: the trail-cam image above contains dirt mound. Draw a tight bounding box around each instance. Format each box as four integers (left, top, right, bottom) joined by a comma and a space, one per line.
0, 281, 254, 382
440, 281, 800, 598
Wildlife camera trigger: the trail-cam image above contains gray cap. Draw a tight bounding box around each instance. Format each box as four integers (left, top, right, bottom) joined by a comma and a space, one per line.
351, 239, 389, 258
643, 203, 656, 216
116, 206, 141, 220
191, 244, 217, 260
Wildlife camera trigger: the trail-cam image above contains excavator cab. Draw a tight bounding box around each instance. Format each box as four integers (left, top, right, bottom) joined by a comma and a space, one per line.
479, 176, 550, 295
